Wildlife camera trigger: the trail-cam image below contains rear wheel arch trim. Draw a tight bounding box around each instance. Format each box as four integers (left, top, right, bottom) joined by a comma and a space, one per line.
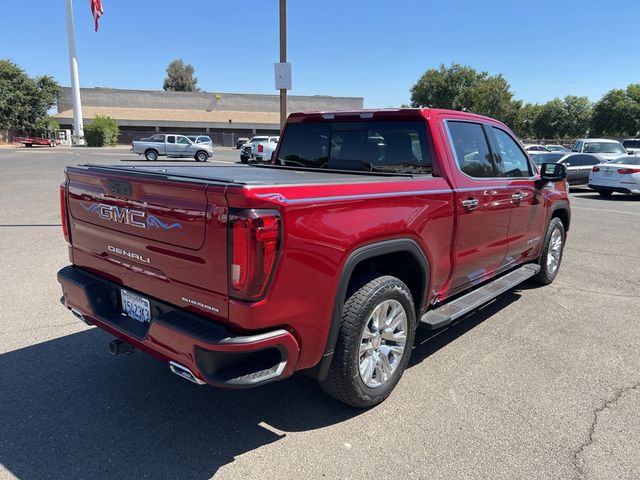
316, 238, 431, 380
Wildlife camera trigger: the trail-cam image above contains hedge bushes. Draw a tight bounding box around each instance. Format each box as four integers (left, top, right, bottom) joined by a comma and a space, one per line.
84, 115, 119, 146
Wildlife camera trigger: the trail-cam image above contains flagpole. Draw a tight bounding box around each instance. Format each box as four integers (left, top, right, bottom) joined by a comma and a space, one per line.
65, 0, 85, 145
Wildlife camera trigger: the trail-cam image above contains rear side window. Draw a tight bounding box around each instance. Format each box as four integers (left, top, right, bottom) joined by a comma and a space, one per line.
492, 128, 531, 177
447, 121, 494, 178
167, 136, 176, 144
562, 156, 582, 166
277, 121, 432, 174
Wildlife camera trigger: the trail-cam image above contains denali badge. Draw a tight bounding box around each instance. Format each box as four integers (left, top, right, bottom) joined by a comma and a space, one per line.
80, 202, 182, 230
108, 245, 151, 264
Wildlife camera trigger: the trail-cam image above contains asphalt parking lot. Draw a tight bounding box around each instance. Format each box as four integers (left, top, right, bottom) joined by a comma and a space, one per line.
1, 146, 639, 480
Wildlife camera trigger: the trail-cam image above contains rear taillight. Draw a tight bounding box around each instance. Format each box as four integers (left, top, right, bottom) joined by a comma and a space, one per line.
592, 166, 600, 173
229, 210, 281, 301
59, 183, 70, 243
258, 144, 264, 153
617, 168, 640, 175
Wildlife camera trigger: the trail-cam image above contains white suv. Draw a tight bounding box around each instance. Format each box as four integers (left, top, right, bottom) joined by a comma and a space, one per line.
571, 138, 628, 161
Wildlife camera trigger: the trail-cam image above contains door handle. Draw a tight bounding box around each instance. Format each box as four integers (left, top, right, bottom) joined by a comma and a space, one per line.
461, 199, 479, 210
511, 192, 525, 202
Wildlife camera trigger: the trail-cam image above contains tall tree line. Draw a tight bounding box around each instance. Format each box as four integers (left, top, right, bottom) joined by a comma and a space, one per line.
411, 63, 640, 139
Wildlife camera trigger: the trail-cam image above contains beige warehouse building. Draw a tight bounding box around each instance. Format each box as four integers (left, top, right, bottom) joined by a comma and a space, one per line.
54, 87, 364, 146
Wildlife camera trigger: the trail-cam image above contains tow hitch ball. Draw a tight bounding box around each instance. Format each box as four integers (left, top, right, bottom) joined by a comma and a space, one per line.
109, 338, 135, 356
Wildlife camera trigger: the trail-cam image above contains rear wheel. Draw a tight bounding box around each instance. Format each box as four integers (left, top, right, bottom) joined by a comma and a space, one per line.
195, 150, 208, 162
318, 275, 416, 408
145, 149, 158, 161
598, 190, 613, 197
534, 217, 565, 285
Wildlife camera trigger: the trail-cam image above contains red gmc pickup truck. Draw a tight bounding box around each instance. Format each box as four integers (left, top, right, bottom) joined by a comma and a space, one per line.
57, 108, 570, 407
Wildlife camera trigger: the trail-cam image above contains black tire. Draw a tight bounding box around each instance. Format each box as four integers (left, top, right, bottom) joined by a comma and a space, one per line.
318, 275, 416, 408
598, 190, 613, 197
240, 155, 248, 164
533, 217, 565, 285
195, 150, 208, 162
145, 149, 158, 161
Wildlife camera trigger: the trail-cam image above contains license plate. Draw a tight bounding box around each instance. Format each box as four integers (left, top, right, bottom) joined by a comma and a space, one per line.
120, 289, 151, 323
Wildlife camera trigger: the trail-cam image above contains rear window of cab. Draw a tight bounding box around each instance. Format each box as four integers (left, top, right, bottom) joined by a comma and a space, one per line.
277, 121, 433, 174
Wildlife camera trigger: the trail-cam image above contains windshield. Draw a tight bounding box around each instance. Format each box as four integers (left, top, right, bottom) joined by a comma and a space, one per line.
584, 142, 626, 154
529, 153, 565, 165
277, 120, 433, 174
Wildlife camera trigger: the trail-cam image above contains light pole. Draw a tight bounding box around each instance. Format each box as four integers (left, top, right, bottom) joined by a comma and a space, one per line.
65, 0, 85, 145
278, 0, 288, 130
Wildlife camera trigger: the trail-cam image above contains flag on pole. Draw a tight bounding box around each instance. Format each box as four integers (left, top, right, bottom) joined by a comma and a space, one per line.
90, 0, 103, 31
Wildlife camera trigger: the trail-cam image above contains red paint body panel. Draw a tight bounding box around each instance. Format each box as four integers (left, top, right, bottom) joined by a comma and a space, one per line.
58, 108, 569, 385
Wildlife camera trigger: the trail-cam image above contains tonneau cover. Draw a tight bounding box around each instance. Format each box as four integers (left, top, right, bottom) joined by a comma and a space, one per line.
75, 164, 416, 186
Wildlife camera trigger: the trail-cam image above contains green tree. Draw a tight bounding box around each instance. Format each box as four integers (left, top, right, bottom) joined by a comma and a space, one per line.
84, 115, 120, 147
410, 63, 519, 126
534, 98, 567, 138
163, 59, 199, 92
0, 59, 60, 132
513, 103, 543, 138
32, 116, 59, 136
591, 85, 640, 136
562, 95, 592, 138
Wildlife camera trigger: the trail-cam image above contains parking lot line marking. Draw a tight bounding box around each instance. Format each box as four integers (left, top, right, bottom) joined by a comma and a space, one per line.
571, 206, 640, 217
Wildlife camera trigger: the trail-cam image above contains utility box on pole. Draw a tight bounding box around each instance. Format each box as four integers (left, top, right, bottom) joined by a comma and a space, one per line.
275, 63, 292, 90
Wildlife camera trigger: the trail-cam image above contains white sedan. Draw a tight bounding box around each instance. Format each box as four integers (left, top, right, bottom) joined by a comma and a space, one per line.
588, 157, 640, 196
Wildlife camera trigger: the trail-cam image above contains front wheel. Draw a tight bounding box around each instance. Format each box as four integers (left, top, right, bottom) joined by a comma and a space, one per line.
533, 217, 565, 285
195, 150, 208, 162
318, 275, 416, 408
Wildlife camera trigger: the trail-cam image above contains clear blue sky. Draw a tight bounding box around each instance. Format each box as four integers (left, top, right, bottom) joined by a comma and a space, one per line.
1, 0, 638, 108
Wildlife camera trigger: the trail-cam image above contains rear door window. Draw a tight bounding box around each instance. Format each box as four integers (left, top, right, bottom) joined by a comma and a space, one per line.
167, 135, 176, 144
447, 121, 495, 178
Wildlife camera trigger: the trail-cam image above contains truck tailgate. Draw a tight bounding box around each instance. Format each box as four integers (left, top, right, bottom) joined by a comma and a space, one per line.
65, 166, 230, 320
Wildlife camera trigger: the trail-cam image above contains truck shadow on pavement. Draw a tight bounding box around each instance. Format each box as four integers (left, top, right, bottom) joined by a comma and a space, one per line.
0, 290, 524, 479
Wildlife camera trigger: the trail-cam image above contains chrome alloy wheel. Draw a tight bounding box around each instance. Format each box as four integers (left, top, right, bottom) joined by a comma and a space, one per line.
547, 227, 563, 275
359, 299, 408, 388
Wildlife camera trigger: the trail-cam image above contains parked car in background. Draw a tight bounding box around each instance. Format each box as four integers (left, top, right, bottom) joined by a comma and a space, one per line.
239, 136, 269, 163
529, 152, 601, 187
253, 136, 279, 162
545, 144, 570, 152
621, 139, 640, 155
524, 144, 551, 152
589, 156, 640, 196
571, 138, 628, 161
131, 134, 213, 162
186, 135, 214, 147
236, 137, 250, 149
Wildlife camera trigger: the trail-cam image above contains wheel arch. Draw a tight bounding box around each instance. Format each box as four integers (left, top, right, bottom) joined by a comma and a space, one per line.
549, 201, 570, 232
315, 238, 431, 381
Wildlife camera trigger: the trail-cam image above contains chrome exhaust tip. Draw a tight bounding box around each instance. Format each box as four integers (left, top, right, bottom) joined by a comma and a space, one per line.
169, 361, 206, 385
70, 308, 92, 325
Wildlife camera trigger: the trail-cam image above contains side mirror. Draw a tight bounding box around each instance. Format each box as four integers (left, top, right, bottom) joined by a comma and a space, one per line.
540, 162, 567, 181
